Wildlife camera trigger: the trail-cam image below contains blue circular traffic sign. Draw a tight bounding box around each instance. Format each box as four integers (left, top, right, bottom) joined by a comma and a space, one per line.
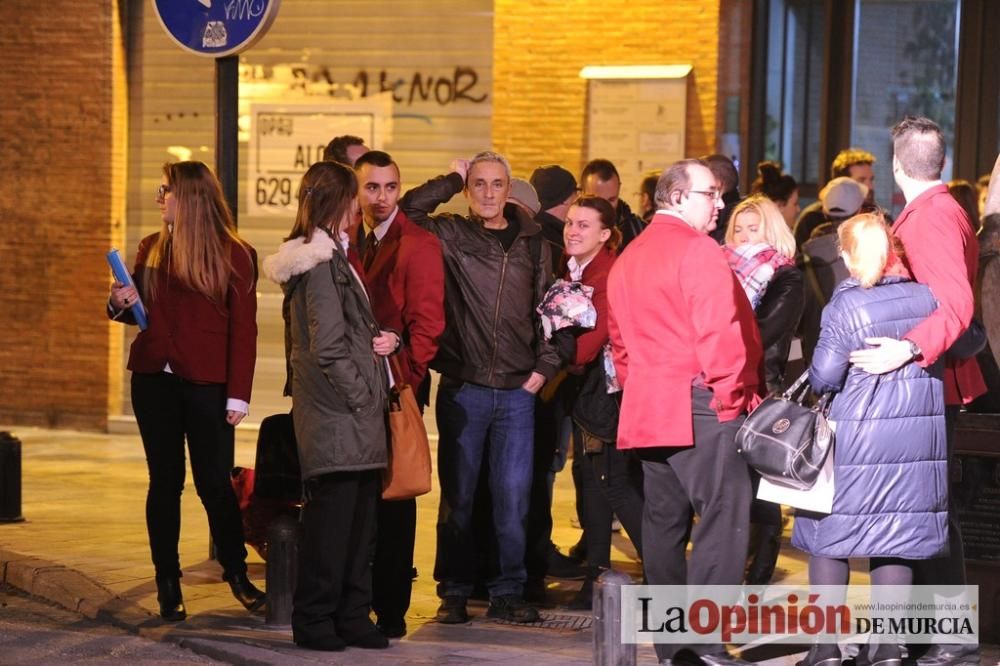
152, 0, 281, 58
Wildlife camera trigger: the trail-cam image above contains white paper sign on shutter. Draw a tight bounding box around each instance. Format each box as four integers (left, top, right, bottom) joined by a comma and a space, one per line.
247, 95, 393, 216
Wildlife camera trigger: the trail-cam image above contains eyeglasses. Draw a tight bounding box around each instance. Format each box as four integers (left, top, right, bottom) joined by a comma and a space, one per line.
689, 189, 722, 202
156, 184, 172, 201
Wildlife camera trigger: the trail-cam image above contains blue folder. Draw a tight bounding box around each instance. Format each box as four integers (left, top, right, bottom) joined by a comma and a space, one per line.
106, 249, 148, 331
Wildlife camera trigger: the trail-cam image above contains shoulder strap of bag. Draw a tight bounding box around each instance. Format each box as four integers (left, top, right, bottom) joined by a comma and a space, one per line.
387, 354, 407, 390
802, 253, 828, 307
783, 369, 812, 403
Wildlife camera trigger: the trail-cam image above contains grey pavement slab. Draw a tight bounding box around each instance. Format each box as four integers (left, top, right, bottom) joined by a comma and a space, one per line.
0, 585, 220, 664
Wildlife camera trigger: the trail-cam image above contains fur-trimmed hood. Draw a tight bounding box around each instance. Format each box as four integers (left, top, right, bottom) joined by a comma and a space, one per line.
261, 232, 338, 284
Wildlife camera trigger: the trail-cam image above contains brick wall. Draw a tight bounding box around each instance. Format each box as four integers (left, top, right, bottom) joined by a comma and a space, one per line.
0, 0, 127, 429
493, 0, 721, 177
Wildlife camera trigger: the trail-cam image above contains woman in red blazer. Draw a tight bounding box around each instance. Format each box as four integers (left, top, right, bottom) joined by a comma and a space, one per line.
559, 196, 643, 610
108, 161, 263, 621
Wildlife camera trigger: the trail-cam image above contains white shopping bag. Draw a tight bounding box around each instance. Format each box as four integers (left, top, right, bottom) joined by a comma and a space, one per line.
757, 452, 834, 513
757, 419, 836, 513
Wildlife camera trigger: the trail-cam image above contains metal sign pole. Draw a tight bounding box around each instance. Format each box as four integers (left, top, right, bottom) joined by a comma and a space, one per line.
210, 55, 240, 562
216, 55, 239, 228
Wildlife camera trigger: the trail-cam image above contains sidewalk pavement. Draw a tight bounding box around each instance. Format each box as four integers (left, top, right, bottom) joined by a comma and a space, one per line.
0, 425, 995, 665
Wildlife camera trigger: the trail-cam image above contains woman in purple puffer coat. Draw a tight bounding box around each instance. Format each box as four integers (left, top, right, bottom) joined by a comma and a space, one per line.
793, 214, 947, 666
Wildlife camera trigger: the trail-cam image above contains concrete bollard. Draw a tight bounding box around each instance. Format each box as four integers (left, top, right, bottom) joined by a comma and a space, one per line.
593, 568, 636, 666
265, 514, 299, 626
0, 432, 24, 523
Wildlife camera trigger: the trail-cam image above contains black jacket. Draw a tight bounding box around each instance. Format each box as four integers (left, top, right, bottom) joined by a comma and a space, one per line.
616, 200, 647, 252
799, 230, 850, 368
536, 210, 566, 279
400, 172, 560, 388
756, 265, 805, 393
793, 201, 827, 250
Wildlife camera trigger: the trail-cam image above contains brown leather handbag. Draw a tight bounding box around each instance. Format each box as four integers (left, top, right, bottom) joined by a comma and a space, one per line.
381, 356, 432, 500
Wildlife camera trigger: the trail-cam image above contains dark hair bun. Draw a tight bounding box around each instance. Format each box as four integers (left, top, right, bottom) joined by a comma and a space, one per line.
757, 161, 782, 183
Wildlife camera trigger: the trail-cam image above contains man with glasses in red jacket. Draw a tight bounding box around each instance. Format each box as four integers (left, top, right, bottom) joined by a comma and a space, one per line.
607, 158, 763, 666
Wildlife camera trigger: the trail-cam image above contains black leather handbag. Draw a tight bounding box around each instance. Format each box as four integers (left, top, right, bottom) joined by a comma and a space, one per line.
735, 371, 833, 491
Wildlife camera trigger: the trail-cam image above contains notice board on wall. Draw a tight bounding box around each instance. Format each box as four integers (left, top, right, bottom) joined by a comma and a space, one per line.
581, 65, 690, 211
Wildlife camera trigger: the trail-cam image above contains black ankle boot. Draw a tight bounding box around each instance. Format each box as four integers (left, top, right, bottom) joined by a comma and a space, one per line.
156, 576, 187, 621
224, 571, 266, 612
567, 566, 606, 611
567, 576, 594, 610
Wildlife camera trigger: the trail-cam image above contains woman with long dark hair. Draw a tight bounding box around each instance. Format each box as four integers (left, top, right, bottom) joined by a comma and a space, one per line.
108, 161, 264, 621
262, 160, 390, 652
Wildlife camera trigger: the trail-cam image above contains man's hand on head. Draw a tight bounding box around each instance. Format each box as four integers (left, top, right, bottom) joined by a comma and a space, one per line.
450, 159, 470, 182
848, 337, 914, 375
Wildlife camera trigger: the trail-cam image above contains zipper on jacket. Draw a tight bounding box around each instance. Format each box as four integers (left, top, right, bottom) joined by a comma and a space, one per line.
487, 239, 510, 382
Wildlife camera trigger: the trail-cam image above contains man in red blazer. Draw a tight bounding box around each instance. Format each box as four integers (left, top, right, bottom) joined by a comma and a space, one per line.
607, 159, 762, 666
354, 150, 445, 639
849, 117, 985, 666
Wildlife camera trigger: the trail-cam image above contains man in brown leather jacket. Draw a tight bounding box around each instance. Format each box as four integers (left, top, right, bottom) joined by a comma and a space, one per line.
400, 151, 560, 625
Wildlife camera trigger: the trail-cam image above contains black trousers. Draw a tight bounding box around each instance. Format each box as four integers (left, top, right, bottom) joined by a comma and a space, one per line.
637, 388, 752, 660
293, 470, 379, 643
574, 424, 644, 569
914, 404, 967, 586
371, 497, 416, 628
746, 473, 783, 584
524, 394, 563, 579
131, 372, 248, 580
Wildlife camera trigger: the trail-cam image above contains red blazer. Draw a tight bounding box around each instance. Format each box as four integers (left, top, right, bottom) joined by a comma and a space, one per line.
364, 210, 445, 387
567, 247, 615, 368
607, 213, 763, 449
893, 184, 986, 404
122, 233, 258, 402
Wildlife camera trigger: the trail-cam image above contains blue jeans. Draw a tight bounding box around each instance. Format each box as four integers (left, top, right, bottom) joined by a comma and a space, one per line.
434, 379, 535, 599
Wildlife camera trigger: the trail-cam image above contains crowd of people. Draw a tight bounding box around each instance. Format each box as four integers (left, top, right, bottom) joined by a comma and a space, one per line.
107, 116, 999, 665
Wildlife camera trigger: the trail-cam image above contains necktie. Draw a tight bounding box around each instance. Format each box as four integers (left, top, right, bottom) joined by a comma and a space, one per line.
363, 231, 379, 272
346, 247, 368, 287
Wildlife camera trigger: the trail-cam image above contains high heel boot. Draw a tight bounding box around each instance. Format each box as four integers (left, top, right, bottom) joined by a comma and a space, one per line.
156, 576, 187, 621
224, 571, 266, 612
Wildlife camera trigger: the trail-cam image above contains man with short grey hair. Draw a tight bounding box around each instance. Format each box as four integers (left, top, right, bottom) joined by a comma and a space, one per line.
400, 152, 560, 625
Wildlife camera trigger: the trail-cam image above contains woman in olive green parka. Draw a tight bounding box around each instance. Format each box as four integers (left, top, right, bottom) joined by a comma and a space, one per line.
262, 161, 392, 652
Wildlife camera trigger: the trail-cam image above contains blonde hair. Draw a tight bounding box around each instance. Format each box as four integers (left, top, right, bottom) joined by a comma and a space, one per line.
145, 161, 251, 306
726, 195, 796, 259
837, 213, 892, 288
